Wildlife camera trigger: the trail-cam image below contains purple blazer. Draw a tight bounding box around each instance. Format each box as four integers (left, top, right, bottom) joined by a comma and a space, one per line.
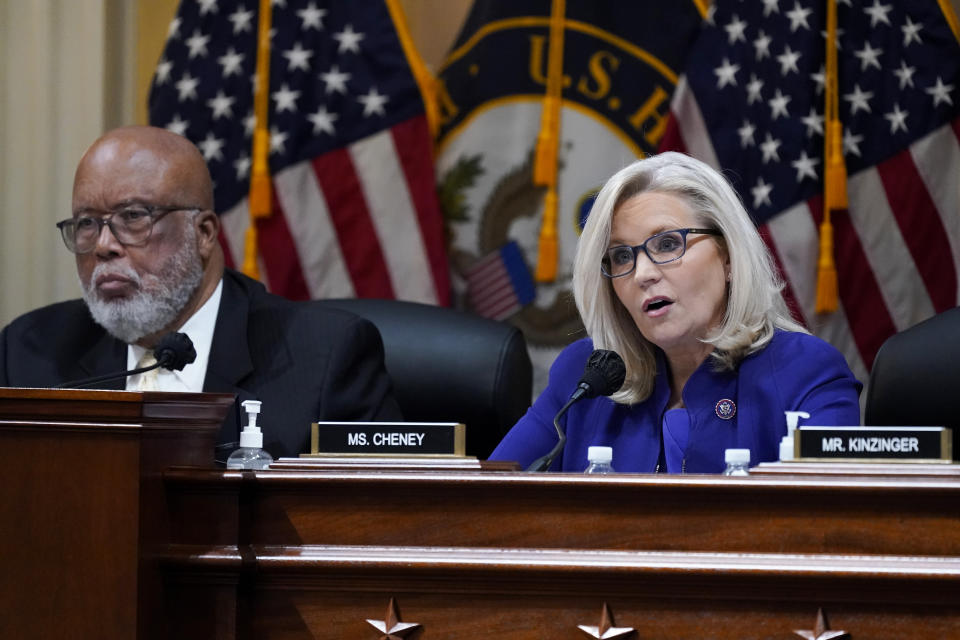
490, 330, 862, 473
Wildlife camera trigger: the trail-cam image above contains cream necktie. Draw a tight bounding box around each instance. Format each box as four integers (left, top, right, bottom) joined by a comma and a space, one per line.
135, 352, 159, 391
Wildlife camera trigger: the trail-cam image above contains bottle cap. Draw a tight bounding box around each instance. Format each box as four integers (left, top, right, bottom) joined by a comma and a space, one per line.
587, 446, 613, 463
724, 448, 751, 464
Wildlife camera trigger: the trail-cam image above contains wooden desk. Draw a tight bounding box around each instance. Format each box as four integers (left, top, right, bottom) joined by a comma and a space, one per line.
161, 464, 960, 639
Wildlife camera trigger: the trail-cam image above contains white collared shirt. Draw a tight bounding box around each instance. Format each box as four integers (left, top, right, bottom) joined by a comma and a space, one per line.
125, 279, 223, 392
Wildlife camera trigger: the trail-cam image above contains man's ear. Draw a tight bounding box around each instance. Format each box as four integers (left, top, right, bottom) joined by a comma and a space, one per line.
194, 209, 221, 259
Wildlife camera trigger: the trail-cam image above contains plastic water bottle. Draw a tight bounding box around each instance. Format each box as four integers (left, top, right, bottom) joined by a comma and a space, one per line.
584, 446, 615, 474
722, 448, 750, 476
226, 400, 274, 470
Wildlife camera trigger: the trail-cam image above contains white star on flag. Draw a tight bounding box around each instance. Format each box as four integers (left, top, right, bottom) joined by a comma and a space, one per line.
358, 87, 388, 116
283, 42, 313, 71
155, 58, 173, 85
894, 61, 916, 89
768, 88, 791, 119
308, 106, 338, 135
185, 30, 210, 59
746, 74, 764, 104
864, 0, 893, 28
760, 132, 781, 163
198, 0, 218, 16
884, 103, 909, 134
269, 125, 288, 154
218, 48, 245, 77
925, 76, 954, 107
752, 177, 774, 207
198, 132, 225, 161
321, 65, 350, 94
753, 30, 772, 60
333, 24, 364, 54
714, 58, 740, 88
901, 16, 923, 46
724, 14, 748, 45
791, 151, 819, 182
785, 2, 812, 31
853, 42, 883, 72
175, 73, 199, 101
844, 84, 873, 114
272, 83, 301, 112
165, 115, 189, 136
297, 3, 327, 30
207, 91, 235, 120
776, 44, 801, 75
228, 8, 253, 34
801, 108, 824, 137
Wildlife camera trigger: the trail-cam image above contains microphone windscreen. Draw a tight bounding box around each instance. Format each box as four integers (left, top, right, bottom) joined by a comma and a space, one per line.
153, 332, 197, 371
578, 349, 626, 398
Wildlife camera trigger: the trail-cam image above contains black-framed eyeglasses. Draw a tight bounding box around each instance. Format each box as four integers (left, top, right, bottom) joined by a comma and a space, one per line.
55, 204, 200, 254
601, 228, 723, 278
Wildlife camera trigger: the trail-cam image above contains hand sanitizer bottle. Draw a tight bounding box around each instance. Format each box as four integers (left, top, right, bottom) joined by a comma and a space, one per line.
779, 411, 810, 461
226, 400, 274, 470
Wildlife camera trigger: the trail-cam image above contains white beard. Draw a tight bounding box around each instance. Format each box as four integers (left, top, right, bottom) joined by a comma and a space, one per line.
81, 231, 204, 344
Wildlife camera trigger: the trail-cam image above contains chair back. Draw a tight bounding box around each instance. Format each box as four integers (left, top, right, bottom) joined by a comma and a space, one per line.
320, 298, 533, 458
865, 306, 960, 459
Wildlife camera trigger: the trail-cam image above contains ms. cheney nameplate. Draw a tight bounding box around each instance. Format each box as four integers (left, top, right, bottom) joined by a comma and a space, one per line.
310, 422, 466, 456
795, 426, 952, 462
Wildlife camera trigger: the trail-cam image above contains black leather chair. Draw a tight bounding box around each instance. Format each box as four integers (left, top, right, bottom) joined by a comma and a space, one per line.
320, 298, 533, 459
865, 306, 960, 460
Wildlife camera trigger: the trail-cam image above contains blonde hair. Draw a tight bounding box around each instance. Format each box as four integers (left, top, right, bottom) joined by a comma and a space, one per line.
572, 152, 805, 405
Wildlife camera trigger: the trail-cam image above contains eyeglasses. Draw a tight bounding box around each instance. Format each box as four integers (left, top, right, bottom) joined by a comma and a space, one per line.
55, 205, 199, 254
601, 228, 723, 278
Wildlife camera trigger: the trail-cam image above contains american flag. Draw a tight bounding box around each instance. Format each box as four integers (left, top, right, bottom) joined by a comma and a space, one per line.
148, 0, 450, 305
466, 241, 537, 321
661, 0, 960, 385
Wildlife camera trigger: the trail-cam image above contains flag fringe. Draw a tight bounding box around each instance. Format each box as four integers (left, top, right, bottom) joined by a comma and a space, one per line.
244, 0, 274, 280
532, 0, 565, 283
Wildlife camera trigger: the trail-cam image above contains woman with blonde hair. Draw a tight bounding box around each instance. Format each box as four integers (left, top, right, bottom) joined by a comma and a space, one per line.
491, 152, 861, 473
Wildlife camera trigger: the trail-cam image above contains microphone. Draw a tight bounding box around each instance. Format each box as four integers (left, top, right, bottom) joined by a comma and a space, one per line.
526, 349, 626, 472
152, 332, 197, 371
55, 332, 197, 389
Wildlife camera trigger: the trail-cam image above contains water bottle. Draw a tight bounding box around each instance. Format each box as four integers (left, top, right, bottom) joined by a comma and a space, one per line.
722, 448, 750, 476
584, 446, 615, 474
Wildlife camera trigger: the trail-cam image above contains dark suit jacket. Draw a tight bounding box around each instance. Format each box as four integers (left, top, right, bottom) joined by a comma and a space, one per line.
0, 269, 402, 460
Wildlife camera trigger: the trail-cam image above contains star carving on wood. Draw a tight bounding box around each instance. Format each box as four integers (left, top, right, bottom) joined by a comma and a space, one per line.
794, 608, 850, 640
365, 598, 421, 639
577, 602, 636, 639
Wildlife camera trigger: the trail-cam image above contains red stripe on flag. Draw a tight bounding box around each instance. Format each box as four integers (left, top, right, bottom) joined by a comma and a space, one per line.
658, 115, 687, 153
256, 190, 311, 301
808, 194, 895, 369
953, 116, 960, 141
757, 223, 806, 327
312, 149, 395, 299
876, 149, 956, 313
391, 115, 451, 306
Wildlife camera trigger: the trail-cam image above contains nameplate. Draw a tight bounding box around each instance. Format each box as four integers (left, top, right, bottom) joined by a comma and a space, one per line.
309, 421, 466, 457
795, 426, 952, 462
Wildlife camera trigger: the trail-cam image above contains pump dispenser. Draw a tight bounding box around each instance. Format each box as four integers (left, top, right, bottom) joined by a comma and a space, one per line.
779, 411, 810, 461
226, 400, 274, 469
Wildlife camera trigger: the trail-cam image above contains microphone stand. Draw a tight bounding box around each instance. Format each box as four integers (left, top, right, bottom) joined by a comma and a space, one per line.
54, 360, 165, 390
525, 393, 579, 472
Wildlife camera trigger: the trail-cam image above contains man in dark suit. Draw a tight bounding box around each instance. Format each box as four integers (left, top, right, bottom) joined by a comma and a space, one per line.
0, 126, 402, 459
